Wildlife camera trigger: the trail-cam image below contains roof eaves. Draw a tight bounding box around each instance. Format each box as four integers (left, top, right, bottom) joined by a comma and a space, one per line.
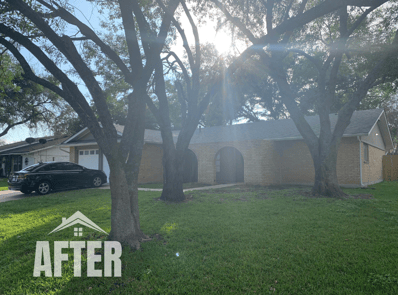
61, 141, 99, 147
62, 127, 89, 144
0, 141, 43, 154
367, 110, 384, 137
255, 133, 368, 142
379, 111, 394, 150
23, 144, 69, 154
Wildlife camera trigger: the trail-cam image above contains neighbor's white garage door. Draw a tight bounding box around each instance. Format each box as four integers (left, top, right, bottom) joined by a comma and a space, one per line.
78, 149, 99, 170
103, 154, 110, 182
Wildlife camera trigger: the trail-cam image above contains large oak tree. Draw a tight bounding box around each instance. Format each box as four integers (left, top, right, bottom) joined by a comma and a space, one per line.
208, 0, 397, 196
147, 1, 223, 201
0, 0, 180, 249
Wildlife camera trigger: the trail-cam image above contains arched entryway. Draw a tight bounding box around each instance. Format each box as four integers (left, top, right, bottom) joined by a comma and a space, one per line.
183, 149, 198, 183
215, 147, 244, 183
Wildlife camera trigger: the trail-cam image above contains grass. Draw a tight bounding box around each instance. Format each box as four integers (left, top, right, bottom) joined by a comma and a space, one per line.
138, 182, 212, 189
0, 178, 8, 191
1, 182, 398, 294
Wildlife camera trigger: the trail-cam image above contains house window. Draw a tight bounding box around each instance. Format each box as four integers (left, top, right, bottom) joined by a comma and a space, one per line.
79, 151, 83, 155
85, 151, 89, 155
74, 227, 83, 237
13, 156, 22, 172
90, 150, 95, 155
364, 143, 369, 162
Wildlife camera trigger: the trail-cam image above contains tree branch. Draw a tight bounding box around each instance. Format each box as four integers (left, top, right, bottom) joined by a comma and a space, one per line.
0, 116, 33, 138
0, 37, 65, 97
211, 0, 257, 44
38, 0, 135, 85
0, 21, 105, 146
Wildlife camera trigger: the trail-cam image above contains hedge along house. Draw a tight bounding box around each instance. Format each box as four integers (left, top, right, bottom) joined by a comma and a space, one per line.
0, 135, 70, 177
64, 108, 392, 187
188, 108, 392, 187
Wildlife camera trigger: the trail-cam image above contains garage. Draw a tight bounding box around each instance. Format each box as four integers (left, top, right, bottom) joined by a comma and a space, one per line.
102, 154, 110, 181
78, 149, 99, 170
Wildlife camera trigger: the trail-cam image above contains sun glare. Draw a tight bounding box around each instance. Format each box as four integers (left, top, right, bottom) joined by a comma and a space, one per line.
211, 29, 233, 55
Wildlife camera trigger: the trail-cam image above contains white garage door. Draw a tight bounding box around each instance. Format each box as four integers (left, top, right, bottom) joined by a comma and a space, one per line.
103, 154, 110, 182
78, 149, 99, 170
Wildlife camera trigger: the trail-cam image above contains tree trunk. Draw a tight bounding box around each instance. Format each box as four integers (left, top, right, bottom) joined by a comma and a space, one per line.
160, 146, 186, 202
108, 159, 145, 249
311, 141, 347, 197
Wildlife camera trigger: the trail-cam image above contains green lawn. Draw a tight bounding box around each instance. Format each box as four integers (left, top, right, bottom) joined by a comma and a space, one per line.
1, 183, 398, 294
0, 178, 8, 191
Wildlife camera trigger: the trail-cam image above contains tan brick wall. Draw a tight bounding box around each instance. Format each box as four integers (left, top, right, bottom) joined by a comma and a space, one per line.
362, 143, 385, 185
278, 140, 314, 185
189, 140, 282, 185
278, 137, 361, 186
190, 137, 362, 187
337, 137, 361, 185
138, 144, 163, 183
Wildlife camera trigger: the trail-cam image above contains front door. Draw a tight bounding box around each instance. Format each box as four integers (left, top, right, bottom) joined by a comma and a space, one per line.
216, 147, 244, 184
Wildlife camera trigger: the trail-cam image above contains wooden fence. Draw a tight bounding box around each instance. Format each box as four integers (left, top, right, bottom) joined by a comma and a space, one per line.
382, 155, 398, 181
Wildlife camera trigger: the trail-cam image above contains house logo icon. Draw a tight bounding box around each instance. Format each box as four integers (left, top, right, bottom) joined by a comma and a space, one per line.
48, 211, 108, 236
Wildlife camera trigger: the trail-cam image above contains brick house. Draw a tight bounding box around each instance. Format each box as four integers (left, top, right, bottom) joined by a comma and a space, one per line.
63, 108, 392, 187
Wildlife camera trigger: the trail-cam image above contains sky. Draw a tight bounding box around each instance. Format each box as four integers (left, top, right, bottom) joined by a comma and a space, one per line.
2, 1, 238, 144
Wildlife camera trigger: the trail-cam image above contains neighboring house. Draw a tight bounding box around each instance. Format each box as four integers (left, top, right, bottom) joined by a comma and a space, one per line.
61, 125, 166, 184
63, 109, 392, 187
0, 135, 70, 177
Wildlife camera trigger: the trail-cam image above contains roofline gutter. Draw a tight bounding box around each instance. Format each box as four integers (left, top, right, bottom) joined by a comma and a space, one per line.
0, 143, 68, 155
63, 138, 163, 147
268, 133, 369, 142
63, 126, 123, 145
0, 137, 61, 154
63, 127, 89, 144
61, 141, 103, 147
0, 141, 43, 154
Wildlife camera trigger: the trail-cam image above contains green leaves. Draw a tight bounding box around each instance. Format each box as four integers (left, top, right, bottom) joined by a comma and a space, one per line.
0, 52, 68, 137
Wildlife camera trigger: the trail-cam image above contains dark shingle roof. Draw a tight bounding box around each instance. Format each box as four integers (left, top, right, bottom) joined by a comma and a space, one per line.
113, 126, 173, 145
64, 109, 385, 146
0, 135, 70, 155
189, 108, 384, 144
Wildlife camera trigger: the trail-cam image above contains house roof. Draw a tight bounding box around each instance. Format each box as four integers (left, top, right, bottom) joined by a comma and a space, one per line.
190, 108, 388, 144
62, 109, 393, 149
0, 135, 70, 155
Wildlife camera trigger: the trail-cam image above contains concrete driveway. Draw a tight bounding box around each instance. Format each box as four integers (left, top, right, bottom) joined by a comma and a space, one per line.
0, 190, 35, 203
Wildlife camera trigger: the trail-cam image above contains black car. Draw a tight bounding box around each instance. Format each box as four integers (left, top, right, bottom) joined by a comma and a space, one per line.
8, 162, 107, 195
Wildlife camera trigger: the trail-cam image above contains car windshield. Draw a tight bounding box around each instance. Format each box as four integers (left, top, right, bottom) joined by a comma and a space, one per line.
21, 163, 42, 172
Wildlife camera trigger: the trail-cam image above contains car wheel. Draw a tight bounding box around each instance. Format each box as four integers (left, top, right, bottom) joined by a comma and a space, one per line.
21, 188, 32, 194
37, 181, 51, 195
92, 176, 103, 187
